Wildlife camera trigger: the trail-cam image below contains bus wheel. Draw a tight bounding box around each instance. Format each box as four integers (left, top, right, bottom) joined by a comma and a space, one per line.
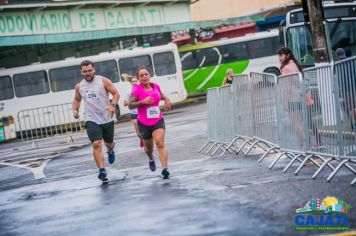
264, 67, 280, 76
115, 105, 121, 122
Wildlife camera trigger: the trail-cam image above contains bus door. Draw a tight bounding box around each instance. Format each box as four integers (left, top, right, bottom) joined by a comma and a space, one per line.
152, 51, 182, 101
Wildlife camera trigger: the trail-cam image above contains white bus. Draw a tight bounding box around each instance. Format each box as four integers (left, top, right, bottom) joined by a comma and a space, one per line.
284, 1, 356, 66
179, 30, 282, 95
0, 43, 187, 135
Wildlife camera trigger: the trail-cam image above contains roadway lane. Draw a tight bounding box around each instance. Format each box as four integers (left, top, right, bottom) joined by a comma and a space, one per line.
0, 101, 355, 236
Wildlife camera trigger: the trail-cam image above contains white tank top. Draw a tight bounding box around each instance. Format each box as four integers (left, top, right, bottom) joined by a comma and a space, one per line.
79, 75, 117, 124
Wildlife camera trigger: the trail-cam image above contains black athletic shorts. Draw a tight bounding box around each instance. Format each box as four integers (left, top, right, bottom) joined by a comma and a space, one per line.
130, 114, 138, 120
137, 119, 165, 140
85, 121, 114, 143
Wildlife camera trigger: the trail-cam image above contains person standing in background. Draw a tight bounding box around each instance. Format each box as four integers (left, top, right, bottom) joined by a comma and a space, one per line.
122, 74, 144, 148
222, 69, 234, 86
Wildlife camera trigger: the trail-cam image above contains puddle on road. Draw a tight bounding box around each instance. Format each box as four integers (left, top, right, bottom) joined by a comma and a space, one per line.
20, 191, 59, 201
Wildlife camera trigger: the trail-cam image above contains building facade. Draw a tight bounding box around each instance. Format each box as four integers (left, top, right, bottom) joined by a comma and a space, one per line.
190, 0, 298, 21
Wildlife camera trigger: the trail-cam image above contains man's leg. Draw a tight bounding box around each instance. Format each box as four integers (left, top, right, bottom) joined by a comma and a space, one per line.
93, 140, 105, 168
85, 121, 107, 180
102, 121, 116, 164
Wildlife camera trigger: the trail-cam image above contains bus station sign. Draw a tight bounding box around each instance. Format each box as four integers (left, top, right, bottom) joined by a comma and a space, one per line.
0, 4, 190, 36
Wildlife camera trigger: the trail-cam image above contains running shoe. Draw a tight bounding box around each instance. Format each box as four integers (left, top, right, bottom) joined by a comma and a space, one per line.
161, 168, 170, 179
107, 150, 115, 164
149, 155, 156, 172
98, 169, 108, 181
140, 139, 144, 148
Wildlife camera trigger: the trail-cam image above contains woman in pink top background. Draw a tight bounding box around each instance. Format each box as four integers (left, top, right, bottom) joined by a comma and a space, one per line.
278, 47, 322, 149
129, 66, 172, 179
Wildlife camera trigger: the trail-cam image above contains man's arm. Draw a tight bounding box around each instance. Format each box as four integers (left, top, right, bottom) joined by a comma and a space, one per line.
102, 77, 120, 106
102, 77, 120, 118
72, 84, 82, 119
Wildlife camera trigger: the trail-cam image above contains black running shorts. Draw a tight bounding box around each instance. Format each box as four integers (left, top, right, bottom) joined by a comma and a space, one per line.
85, 121, 114, 143
137, 119, 165, 140
130, 113, 138, 120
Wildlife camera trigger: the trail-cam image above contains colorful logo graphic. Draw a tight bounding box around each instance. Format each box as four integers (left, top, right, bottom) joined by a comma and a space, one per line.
294, 197, 351, 231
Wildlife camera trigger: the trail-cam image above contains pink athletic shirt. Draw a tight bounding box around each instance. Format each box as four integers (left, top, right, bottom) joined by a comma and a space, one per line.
131, 82, 163, 126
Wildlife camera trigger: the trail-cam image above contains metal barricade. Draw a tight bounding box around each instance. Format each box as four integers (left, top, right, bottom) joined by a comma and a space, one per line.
276, 73, 307, 151
292, 65, 347, 180
210, 85, 236, 156
302, 65, 340, 156
281, 65, 355, 184
200, 67, 355, 185
323, 57, 356, 183
219, 74, 254, 156
233, 74, 253, 138
334, 56, 356, 157
17, 103, 85, 147
199, 88, 220, 154
243, 73, 280, 155
262, 72, 309, 170
199, 86, 237, 156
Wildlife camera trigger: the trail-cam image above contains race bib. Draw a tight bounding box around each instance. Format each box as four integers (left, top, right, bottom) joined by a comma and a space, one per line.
147, 106, 160, 119
85, 89, 99, 101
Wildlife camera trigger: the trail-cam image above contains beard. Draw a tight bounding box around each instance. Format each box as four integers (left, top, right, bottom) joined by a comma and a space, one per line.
84, 75, 94, 82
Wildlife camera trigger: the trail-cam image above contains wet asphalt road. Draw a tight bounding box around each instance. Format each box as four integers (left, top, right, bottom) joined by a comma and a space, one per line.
0, 101, 355, 236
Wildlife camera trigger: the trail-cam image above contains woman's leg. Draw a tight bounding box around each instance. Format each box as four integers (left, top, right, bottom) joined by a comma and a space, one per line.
131, 119, 144, 148
143, 138, 154, 160
131, 119, 141, 138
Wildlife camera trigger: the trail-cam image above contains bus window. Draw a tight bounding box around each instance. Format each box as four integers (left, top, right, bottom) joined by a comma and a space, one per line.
118, 55, 153, 80
247, 38, 276, 59
180, 51, 197, 71
286, 26, 314, 66
195, 47, 221, 67
0, 76, 14, 101
327, 20, 356, 59
220, 43, 248, 63
153, 52, 176, 76
49, 65, 81, 92
13, 71, 49, 97
95, 60, 119, 83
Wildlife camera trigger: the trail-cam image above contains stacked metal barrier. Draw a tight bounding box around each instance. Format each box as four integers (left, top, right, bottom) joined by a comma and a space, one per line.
200, 58, 356, 185
200, 86, 237, 155
232, 74, 253, 138
334, 57, 356, 157
249, 73, 279, 149
219, 75, 254, 156
17, 103, 85, 147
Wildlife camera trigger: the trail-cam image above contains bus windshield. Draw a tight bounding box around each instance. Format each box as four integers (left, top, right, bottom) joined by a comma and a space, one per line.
286, 19, 356, 66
